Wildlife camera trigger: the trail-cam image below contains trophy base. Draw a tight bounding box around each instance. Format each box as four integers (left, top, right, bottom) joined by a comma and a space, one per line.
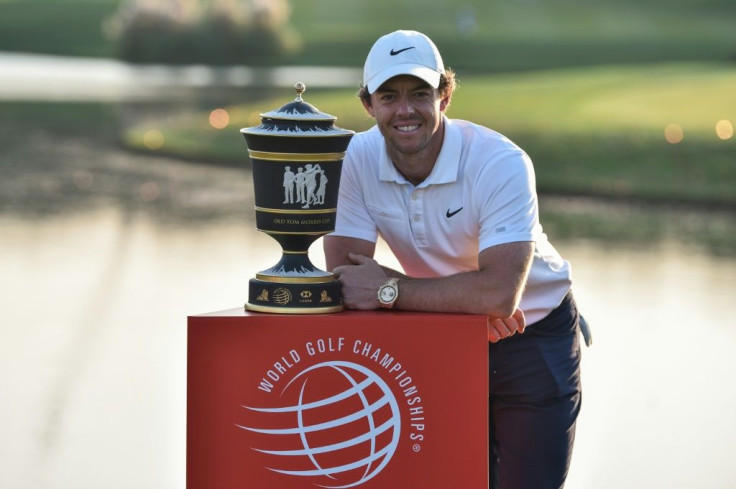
245, 278, 343, 314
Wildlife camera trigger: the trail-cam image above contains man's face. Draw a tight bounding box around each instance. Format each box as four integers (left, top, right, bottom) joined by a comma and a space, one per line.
363, 75, 449, 160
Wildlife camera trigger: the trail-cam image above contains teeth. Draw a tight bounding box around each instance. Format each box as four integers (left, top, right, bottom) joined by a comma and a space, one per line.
396, 125, 419, 132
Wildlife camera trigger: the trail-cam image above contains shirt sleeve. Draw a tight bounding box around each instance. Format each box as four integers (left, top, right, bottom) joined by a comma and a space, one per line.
477, 149, 539, 251
331, 139, 379, 243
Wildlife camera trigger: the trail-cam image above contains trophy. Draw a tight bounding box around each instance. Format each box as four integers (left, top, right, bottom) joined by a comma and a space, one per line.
241, 83, 354, 314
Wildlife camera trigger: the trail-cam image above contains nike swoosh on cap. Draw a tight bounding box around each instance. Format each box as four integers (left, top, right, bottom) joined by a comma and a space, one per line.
390, 46, 415, 56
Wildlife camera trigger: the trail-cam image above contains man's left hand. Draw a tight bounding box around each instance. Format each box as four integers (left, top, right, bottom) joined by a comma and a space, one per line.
332, 253, 388, 310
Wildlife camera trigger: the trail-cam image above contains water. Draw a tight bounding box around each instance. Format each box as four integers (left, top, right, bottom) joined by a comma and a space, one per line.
562, 242, 736, 489
0, 51, 361, 102
2, 198, 736, 488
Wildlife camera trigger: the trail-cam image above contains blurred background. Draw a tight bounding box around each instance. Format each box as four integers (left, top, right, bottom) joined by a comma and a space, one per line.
1, 0, 735, 488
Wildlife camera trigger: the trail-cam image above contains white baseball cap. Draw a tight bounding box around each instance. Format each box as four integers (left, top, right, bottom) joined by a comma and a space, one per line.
363, 30, 445, 93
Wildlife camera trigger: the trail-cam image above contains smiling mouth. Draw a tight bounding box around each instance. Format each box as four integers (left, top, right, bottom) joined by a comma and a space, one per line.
395, 124, 419, 132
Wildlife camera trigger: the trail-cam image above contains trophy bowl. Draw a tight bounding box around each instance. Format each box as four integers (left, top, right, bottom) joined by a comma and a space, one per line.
241, 83, 354, 314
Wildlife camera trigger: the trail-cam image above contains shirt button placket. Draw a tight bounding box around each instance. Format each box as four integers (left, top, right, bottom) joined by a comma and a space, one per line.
409, 189, 428, 246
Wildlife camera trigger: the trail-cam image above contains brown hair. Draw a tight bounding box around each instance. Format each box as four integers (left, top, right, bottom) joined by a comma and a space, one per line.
358, 68, 457, 106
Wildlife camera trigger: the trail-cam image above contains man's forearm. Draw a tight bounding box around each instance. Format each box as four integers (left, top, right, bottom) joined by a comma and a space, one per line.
393, 271, 521, 318
324, 235, 376, 269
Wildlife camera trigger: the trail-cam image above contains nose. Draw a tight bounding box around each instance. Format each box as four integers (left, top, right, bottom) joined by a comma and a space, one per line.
396, 95, 415, 116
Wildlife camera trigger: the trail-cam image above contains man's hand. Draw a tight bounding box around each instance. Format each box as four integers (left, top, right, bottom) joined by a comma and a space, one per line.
332, 253, 388, 310
488, 308, 526, 343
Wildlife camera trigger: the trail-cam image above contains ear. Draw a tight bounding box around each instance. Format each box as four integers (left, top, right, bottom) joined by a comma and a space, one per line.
361, 97, 376, 118
439, 93, 451, 112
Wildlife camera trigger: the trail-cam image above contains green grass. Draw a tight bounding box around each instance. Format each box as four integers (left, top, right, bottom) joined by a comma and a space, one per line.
290, 0, 736, 70
0, 0, 119, 57
1, 0, 735, 72
0, 101, 118, 137
452, 63, 736, 205
123, 63, 736, 206
538, 197, 736, 256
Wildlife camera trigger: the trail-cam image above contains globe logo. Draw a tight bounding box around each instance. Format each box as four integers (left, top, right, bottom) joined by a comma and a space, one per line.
272, 287, 292, 305
237, 361, 402, 488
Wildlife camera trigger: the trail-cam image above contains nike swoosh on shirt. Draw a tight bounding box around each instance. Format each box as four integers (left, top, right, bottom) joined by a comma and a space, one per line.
446, 207, 464, 218
390, 47, 415, 56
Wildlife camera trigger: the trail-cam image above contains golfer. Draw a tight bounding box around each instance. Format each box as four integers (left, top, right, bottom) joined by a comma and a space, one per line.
326, 30, 583, 489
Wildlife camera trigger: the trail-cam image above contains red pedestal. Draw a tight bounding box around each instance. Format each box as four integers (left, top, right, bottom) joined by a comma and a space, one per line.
187, 309, 489, 489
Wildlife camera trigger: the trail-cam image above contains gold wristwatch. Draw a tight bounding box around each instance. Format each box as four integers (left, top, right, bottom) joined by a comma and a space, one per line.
377, 277, 399, 309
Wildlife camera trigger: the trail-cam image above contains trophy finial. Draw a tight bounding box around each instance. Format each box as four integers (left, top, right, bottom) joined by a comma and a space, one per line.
294, 82, 306, 102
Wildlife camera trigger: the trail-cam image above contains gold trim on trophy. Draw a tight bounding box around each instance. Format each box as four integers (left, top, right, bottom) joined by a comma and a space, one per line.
255, 206, 336, 214
248, 150, 346, 162
255, 273, 335, 284
245, 303, 343, 314
255, 229, 329, 235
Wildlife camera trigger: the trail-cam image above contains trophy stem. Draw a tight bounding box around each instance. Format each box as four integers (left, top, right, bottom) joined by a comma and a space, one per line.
256, 251, 333, 283
246, 240, 343, 314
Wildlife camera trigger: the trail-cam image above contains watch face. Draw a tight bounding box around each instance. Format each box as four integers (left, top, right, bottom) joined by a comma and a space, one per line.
379, 286, 397, 302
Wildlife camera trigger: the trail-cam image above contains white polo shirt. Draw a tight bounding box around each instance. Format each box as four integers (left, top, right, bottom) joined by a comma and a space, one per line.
332, 117, 572, 325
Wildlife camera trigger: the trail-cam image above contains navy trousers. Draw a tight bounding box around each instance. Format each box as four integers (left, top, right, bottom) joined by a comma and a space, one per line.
488, 292, 582, 489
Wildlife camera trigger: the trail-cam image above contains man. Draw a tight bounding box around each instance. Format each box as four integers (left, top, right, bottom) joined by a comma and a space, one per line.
324, 30, 582, 489
295, 166, 306, 204
282, 165, 295, 204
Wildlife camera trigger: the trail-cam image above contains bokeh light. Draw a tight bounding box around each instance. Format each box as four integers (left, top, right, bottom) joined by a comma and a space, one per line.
716, 120, 733, 140
143, 129, 165, 150
209, 108, 230, 129
664, 124, 684, 144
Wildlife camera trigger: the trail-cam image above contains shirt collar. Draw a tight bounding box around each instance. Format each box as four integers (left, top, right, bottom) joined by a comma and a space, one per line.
378, 116, 461, 187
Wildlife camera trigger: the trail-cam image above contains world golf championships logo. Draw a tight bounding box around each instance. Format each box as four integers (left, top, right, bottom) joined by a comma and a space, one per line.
237, 339, 425, 488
